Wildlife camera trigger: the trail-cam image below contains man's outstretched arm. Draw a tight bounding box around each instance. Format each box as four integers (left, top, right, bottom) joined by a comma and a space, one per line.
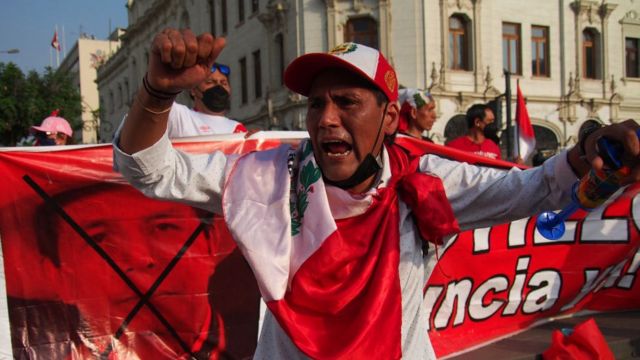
114, 29, 229, 214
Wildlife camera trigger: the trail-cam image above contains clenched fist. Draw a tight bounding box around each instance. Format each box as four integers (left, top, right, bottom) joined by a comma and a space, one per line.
147, 28, 226, 94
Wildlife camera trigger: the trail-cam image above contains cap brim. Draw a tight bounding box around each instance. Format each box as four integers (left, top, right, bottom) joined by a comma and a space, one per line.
284, 53, 378, 98
30, 125, 49, 133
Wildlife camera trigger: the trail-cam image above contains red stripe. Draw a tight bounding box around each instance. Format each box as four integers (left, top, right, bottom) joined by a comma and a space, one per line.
268, 182, 403, 359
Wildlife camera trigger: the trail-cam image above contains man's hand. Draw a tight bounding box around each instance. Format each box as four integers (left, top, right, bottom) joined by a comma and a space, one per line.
147, 28, 226, 93
577, 119, 640, 184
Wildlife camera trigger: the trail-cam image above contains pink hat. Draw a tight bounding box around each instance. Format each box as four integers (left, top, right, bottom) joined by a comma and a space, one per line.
284, 42, 398, 102
31, 115, 73, 137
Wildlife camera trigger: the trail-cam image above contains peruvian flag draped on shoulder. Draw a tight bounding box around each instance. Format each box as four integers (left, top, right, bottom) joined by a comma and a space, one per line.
515, 83, 536, 162
51, 30, 60, 51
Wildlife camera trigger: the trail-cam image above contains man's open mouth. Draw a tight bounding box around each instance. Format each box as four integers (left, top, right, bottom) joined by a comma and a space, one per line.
322, 140, 352, 157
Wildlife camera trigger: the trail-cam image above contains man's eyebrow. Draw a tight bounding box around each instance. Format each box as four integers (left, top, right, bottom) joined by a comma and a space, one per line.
144, 211, 188, 222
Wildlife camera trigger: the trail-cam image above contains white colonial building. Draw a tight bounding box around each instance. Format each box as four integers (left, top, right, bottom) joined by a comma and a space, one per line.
96, 0, 640, 161
59, 30, 123, 144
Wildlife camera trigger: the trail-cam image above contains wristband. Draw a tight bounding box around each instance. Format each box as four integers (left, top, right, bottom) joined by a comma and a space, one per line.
136, 94, 172, 115
142, 74, 180, 100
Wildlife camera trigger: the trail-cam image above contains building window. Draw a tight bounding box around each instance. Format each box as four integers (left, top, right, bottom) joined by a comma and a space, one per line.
345, 17, 378, 49
124, 79, 130, 105
180, 10, 190, 29
253, 50, 262, 99
252, 0, 259, 14
626, 37, 639, 78
583, 28, 601, 79
238, 0, 245, 23
531, 25, 549, 77
444, 114, 468, 143
449, 15, 471, 71
99, 96, 105, 123
131, 58, 138, 91
210, 0, 216, 35
221, 0, 228, 33
240, 57, 248, 104
117, 84, 123, 107
275, 33, 285, 85
503, 22, 522, 75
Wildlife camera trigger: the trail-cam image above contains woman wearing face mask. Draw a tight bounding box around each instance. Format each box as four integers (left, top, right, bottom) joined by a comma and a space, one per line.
29, 110, 73, 146
164, 63, 248, 138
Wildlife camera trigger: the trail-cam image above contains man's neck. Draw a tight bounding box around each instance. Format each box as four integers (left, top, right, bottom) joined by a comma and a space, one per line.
467, 128, 485, 144
194, 106, 226, 117
405, 124, 424, 139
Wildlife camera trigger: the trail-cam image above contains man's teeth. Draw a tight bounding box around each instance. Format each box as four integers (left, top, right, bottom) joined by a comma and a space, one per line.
322, 140, 352, 157
327, 150, 351, 157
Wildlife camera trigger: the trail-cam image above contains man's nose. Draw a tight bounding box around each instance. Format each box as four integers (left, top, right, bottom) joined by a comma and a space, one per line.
317, 102, 341, 128
119, 236, 156, 271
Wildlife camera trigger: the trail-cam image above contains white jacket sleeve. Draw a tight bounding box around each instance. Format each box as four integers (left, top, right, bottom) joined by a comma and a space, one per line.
421, 151, 577, 231
112, 116, 228, 214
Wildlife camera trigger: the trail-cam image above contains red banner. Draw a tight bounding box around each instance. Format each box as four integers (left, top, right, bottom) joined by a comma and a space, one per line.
0, 135, 638, 359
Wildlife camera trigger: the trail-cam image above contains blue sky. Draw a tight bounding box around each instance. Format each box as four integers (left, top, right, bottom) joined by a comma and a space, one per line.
0, 1, 128, 73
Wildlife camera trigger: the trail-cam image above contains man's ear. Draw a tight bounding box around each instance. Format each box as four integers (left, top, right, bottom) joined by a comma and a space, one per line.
410, 106, 418, 121
384, 101, 400, 136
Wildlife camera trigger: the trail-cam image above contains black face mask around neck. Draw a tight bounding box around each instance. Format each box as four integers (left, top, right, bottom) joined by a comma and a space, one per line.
322, 153, 381, 189
201, 85, 230, 113
483, 122, 500, 144
321, 102, 389, 190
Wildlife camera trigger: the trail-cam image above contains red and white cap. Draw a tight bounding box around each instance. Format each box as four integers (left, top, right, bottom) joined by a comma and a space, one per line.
284, 42, 398, 102
31, 114, 73, 137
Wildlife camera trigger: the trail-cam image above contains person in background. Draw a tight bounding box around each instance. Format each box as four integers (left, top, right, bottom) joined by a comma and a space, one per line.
166, 63, 247, 138
29, 110, 73, 146
397, 88, 437, 142
446, 103, 501, 160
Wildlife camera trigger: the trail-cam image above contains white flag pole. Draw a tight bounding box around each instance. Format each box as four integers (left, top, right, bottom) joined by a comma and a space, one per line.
62, 25, 66, 58
55, 25, 60, 68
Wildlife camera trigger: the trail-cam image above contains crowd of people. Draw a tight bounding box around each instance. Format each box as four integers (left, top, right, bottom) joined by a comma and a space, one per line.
9, 25, 640, 359
20, 64, 545, 167
110, 28, 639, 359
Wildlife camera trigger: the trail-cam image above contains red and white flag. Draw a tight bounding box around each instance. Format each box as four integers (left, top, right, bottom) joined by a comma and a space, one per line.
51, 31, 61, 51
515, 83, 536, 162
222, 140, 459, 359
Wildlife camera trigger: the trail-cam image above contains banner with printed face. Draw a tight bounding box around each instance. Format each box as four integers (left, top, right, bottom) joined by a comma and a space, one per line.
0, 134, 638, 359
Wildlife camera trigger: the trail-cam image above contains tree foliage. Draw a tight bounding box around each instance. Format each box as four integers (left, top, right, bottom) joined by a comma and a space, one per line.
0, 62, 82, 146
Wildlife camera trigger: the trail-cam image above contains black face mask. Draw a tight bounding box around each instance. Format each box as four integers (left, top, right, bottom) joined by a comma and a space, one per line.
484, 122, 500, 145
35, 133, 56, 146
322, 153, 381, 189
201, 85, 230, 113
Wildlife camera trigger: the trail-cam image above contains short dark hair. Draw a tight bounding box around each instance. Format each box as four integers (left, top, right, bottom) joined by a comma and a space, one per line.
466, 103, 491, 129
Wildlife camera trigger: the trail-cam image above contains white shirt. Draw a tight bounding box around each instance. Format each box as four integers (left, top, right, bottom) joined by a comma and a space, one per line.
167, 102, 245, 138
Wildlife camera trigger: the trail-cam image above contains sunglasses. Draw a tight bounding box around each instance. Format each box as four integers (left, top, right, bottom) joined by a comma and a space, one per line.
211, 63, 230, 76
35, 131, 67, 142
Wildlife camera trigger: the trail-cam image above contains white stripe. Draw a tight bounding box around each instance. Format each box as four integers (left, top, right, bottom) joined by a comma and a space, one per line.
0, 234, 14, 359
222, 142, 338, 301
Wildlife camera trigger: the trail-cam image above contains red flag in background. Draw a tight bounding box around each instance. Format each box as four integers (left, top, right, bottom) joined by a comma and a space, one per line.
51, 31, 61, 51
515, 83, 536, 162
